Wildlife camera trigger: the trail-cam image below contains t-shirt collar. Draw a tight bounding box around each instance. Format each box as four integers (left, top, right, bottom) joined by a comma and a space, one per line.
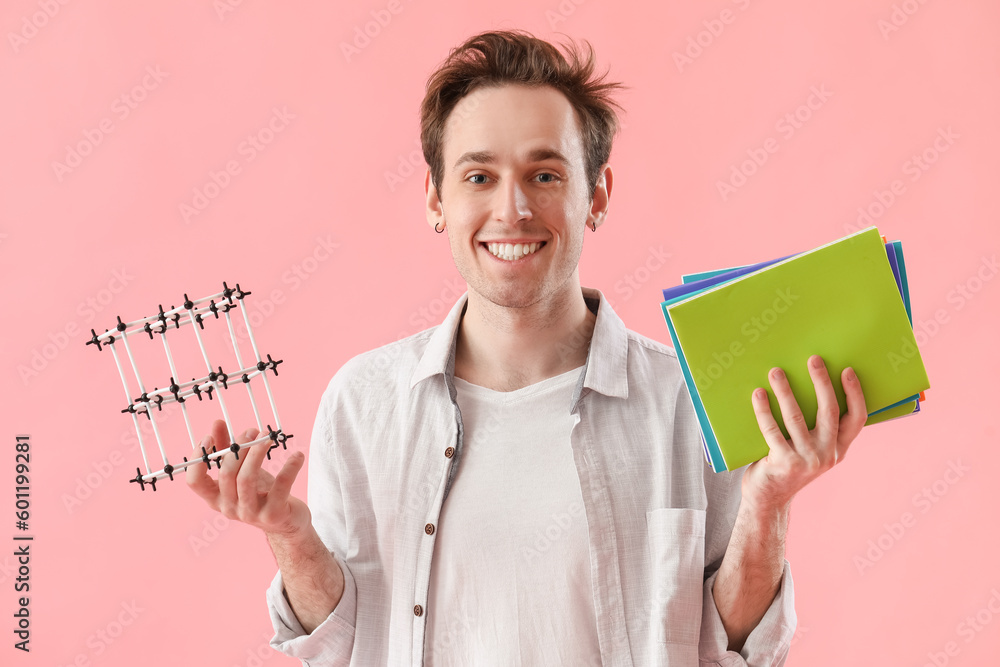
409, 286, 629, 401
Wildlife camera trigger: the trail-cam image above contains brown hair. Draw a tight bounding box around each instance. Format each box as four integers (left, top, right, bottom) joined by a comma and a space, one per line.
420, 29, 627, 201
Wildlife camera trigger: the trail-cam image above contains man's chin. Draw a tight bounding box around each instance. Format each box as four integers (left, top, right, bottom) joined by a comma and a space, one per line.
471, 284, 542, 310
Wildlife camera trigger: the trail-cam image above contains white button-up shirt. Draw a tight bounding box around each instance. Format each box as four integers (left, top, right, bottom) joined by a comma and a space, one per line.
266, 287, 796, 666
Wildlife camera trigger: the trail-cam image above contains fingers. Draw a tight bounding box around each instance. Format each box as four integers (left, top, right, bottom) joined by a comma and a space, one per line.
766, 366, 811, 448
187, 418, 300, 531
750, 386, 793, 458
186, 433, 220, 509
807, 355, 841, 454
217, 423, 259, 514
263, 451, 306, 520
215, 420, 240, 508
836, 367, 868, 461
236, 427, 271, 501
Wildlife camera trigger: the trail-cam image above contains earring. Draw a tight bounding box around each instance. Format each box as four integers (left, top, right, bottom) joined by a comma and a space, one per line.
435, 221, 445, 233
589, 220, 596, 232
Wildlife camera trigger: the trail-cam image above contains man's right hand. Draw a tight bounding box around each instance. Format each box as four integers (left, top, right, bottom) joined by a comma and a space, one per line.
186, 419, 310, 538
186, 419, 346, 634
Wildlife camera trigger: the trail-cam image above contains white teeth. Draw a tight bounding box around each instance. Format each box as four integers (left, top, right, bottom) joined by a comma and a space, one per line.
486, 241, 543, 260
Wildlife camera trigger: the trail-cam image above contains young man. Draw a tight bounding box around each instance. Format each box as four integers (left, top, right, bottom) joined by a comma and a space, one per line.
187, 30, 867, 666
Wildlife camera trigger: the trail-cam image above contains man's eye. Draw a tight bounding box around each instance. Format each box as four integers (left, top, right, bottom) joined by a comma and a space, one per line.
536, 173, 558, 183
468, 174, 488, 184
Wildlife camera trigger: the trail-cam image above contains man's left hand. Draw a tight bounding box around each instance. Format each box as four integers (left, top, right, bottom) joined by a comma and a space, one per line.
742, 354, 868, 514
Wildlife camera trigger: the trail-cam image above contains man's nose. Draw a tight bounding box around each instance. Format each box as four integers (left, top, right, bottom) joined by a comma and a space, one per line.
494, 179, 533, 223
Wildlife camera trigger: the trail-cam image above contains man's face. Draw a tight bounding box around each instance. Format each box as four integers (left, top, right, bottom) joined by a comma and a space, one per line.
425, 83, 610, 311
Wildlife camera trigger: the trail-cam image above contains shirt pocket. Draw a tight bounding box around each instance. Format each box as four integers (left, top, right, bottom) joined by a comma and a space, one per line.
646, 506, 706, 649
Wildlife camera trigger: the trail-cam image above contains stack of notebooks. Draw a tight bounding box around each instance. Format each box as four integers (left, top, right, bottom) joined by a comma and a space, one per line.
660, 226, 930, 473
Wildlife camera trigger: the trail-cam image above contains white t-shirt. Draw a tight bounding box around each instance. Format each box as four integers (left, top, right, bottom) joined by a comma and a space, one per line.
424, 365, 602, 666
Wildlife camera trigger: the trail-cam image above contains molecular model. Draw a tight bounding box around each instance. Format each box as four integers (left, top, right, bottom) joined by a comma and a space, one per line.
86, 282, 292, 490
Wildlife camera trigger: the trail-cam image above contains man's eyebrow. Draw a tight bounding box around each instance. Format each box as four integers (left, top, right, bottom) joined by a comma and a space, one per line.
452, 148, 571, 170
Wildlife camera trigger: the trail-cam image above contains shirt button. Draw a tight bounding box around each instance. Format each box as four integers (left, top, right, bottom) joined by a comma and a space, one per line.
414, 604, 423, 617
424, 523, 435, 535
444, 447, 455, 458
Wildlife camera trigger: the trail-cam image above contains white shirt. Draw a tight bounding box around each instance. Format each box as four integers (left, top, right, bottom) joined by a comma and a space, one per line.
424, 366, 601, 666
266, 287, 796, 666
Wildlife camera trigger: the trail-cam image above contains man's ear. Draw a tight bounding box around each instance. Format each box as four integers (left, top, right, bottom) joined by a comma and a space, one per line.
587, 163, 613, 232
425, 168, 445, 232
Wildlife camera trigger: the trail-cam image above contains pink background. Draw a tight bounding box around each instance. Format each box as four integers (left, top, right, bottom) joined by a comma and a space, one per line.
2, 0, 998, 665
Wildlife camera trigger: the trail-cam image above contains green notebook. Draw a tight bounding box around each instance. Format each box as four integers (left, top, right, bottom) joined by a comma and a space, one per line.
662, 227, 930, 471
680, 240, 922, 425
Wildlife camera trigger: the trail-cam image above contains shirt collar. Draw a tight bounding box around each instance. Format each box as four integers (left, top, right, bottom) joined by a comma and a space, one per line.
409, 286, 629, 400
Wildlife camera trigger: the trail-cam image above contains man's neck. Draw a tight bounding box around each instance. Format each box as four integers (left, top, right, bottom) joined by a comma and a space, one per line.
454, 283, 597, 392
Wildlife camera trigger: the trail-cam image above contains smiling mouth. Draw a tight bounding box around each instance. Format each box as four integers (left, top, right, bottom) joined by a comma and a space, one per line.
481, 241, 546, 261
